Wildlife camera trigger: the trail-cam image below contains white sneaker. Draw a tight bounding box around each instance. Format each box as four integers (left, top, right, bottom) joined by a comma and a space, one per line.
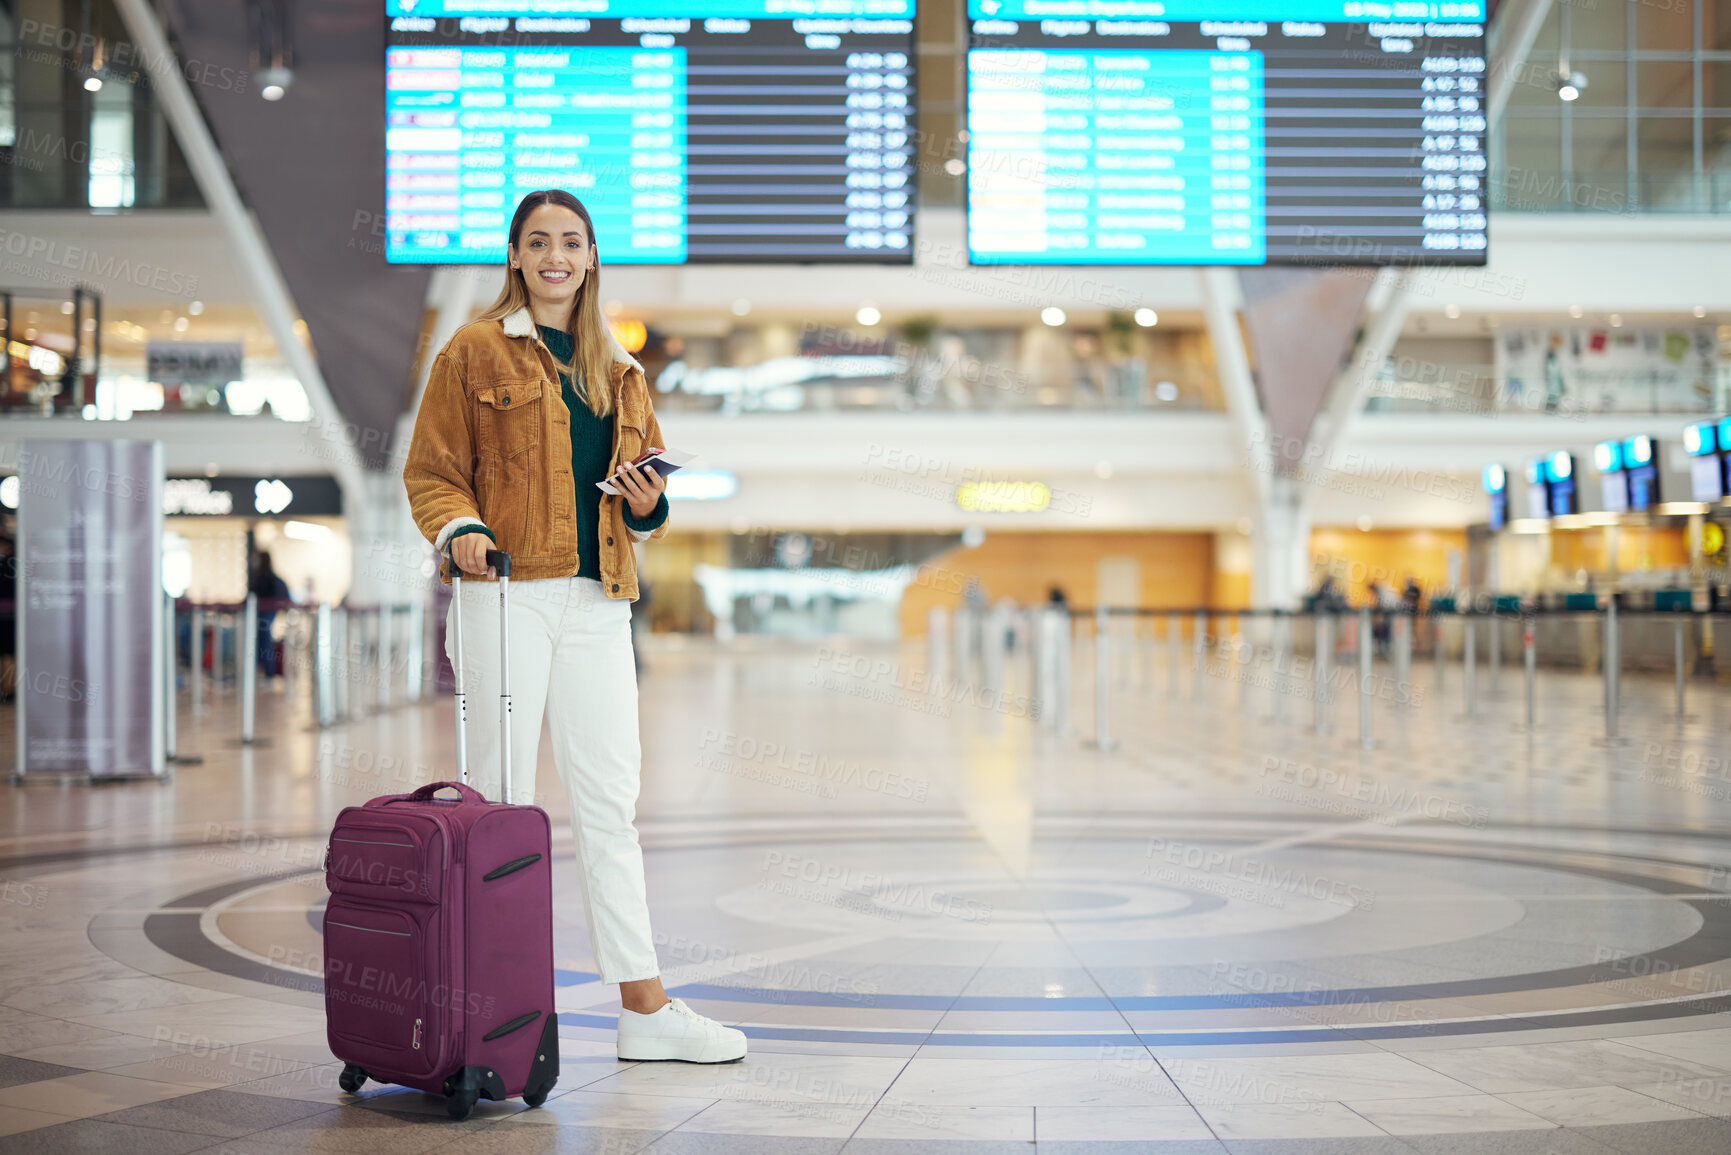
616, 997, 748, 1063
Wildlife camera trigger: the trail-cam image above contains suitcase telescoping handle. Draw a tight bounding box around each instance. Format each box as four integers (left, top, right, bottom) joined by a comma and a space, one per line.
446, 543, 513, 803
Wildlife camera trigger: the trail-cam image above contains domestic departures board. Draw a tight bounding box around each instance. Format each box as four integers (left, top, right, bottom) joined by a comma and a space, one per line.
965, 2, 1488, 266
385, 1, 916, 263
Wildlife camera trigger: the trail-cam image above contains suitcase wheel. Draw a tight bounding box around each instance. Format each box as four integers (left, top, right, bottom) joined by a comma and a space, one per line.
447, 1087, 478, 1120
523, 1085, 549, 1109
338, 1064, 367, 1094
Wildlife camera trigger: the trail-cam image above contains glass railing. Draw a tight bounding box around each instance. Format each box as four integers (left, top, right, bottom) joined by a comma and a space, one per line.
1490, 167, 1731, 215
649, 348, 1223, 415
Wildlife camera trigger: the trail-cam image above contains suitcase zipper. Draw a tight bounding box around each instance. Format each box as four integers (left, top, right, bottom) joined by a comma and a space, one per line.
412, 1018, 423, 1050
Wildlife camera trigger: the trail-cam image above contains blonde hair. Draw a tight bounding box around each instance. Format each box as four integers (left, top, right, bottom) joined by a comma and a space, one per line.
476, 189, 614, 417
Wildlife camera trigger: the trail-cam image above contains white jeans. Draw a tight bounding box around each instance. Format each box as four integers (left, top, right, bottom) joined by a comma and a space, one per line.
446, 574, 658, 984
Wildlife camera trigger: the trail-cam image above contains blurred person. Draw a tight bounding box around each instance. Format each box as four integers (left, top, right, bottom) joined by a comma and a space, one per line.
1309, 574, 1347, 613
1369, 580, 1397, 653
249, 550, 291, 680
404, 189, 744, 1064
1401, 576, 1423, 615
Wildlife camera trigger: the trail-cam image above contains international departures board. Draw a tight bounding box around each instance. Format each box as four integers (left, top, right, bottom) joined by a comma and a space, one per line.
965, 2, 1489, 266
385, 0, 916, 263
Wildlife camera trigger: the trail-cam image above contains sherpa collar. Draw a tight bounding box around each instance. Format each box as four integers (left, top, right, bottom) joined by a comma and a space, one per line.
500, 306, 642, 373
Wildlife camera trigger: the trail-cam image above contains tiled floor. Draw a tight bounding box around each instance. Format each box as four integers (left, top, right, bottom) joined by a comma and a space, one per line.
2, 634, 1729, 1153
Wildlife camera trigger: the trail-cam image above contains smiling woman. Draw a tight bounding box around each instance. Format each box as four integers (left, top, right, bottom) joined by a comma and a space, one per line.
400, 187, 745, 1070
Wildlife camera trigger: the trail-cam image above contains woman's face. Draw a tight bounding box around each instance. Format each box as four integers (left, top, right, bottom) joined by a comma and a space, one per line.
510, 202, 597, 313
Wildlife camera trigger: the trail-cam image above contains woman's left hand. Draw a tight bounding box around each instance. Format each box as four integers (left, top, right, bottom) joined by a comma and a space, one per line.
614, 461, 667, 520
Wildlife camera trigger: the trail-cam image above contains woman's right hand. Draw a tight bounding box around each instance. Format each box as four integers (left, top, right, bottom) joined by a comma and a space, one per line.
452, 532, 495, 577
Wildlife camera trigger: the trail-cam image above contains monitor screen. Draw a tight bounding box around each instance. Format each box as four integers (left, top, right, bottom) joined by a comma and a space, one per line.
1600, 472, 1629, 515
1626, 464, 1658, 513
386, 1, 917, 263
964, 2, 1488, 266
1487, 488, 1506, 531
1691, 453, 1726, 503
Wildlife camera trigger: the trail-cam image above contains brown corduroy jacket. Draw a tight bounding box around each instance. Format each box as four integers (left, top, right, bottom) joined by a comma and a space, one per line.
403, 305, 669, 598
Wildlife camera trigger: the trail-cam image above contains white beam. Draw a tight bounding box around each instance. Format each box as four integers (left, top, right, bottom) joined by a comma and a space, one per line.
1307, 268, 1417, 473
1488, 0, 1555, 126
1197, 266, 1270, 505
110, 0, 366, 512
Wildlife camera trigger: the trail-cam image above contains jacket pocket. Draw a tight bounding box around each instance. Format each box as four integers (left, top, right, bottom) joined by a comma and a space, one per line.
476, 381, 542, 460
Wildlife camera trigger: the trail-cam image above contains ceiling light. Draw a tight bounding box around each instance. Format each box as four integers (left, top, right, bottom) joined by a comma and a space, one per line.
1568, 304, 1583, 318
730, 299, 751, 317
1609, 313, 1622, 327
1040, 306, 1066, 326
1444, 303, 1460, 318
855, 304, 881, 326
1693, 305, 1707, 318
84, 76, 103, 92
1133, 308, 1158, 327
258, 66, 293, 101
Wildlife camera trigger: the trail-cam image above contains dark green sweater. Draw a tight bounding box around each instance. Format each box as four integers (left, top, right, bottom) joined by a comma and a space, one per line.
452, 325, 668, 580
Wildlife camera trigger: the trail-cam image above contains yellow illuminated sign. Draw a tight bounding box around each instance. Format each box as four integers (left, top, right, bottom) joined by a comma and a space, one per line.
956, 480, 1050, 513
1704, 522, 1725, 556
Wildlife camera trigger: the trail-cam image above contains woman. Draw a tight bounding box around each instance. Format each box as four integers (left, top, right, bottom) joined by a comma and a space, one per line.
404, 189, 745, 1064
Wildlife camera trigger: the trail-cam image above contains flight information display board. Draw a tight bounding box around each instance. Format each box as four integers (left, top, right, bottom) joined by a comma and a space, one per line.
385, 1, 916, 263
964, 2, 1488, 266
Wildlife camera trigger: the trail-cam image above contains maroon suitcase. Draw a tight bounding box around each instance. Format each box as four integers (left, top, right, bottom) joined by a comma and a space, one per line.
323, 549, 558, 1119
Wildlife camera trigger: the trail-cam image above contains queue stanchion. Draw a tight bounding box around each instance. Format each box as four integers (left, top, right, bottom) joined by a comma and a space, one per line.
1314, 611, 1332, 735
1271, 613, 1288, 725
190, 606, 205, 716
335, 609, 351, 722
406, 599, 425, 703
1392, 611, 1410, 703
927, 607, 948, 687
1236, 613, 1250, 713
1166, 611, 1180, 700
377, 606, 392, 713
1600, 598, 1627, 746
1674, 614, 1689, 722
164, 593, 178, 760
1358, 605, 1374, 750
240, 594, 257, 744
1434, 612, 1445, 698
1054, 608, 1072, 737
1034, 609, 1058, 730
1487, 603, 1501, 695
1090, 605, 1116, 750
1463, 613, 1476, 718
164, 593, 176, 759
1192, 610, 1206, 701
315, 602, 334, 728
1522, 613, 1537, 732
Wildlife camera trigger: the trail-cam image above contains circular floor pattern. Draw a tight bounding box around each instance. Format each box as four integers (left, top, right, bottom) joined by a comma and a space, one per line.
101, 821, 1731, 1050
